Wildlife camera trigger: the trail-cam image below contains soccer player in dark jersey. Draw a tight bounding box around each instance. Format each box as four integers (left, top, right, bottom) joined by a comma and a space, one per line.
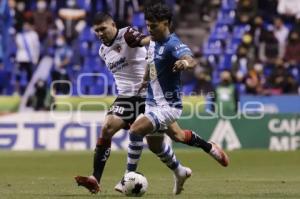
75, 12, 192, 195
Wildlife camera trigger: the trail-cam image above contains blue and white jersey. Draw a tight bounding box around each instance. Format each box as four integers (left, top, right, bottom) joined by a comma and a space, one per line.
146, 33, 193, 109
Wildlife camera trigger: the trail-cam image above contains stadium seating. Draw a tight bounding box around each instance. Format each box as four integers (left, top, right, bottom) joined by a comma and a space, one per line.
0, 0, 299, 96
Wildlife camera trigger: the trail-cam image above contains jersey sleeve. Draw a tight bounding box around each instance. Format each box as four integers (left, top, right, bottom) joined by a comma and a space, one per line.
170, 40, 193, 59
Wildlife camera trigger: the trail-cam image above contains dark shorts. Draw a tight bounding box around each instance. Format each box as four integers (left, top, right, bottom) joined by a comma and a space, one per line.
107, 96, 146, 129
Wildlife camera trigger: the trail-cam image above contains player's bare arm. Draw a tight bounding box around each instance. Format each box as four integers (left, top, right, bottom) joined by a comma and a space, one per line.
173, 55, 197, 72
140, 36, 151, 46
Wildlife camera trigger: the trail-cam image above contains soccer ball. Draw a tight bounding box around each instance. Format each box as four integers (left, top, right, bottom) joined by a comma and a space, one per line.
122, 172, 148, 197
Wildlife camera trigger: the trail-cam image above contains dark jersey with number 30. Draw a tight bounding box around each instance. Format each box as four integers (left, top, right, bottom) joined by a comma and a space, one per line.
107, 96, 145, 129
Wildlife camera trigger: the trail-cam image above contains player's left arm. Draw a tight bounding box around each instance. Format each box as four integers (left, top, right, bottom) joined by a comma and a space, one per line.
171, 40, 197, 72
173, 55, 197, 72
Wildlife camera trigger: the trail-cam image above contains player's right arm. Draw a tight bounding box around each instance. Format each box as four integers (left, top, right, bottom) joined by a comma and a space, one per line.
124, 27, 150, 47
140, 36, 151, 46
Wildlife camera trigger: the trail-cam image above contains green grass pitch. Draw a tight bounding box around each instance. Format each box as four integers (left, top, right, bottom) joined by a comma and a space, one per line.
0, 150, 300, 199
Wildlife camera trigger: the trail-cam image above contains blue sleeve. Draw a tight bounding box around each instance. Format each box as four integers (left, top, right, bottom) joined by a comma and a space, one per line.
170, 40, 193, 59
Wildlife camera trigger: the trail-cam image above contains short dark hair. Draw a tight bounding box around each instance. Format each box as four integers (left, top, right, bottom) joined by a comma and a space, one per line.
93, 12, 113, 25
145, 3, 172, 23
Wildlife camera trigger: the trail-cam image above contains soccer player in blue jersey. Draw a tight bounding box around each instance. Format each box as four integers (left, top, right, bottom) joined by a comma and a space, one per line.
122, 3, 229, 194
75, 5, 228, 195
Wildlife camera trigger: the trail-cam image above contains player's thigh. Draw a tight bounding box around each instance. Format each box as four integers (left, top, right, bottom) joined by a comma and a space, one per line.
166, 122, 185, 142
130, 115, 154, 136
102, 114, 126, 138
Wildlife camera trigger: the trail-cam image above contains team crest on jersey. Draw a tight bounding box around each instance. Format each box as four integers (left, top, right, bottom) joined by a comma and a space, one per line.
158, 46, 165, 55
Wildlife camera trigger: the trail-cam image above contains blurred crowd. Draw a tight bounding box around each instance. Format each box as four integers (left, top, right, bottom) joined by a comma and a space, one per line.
0, 0, 300, 107
198, 0, 300, 98
233, 0, 300, 95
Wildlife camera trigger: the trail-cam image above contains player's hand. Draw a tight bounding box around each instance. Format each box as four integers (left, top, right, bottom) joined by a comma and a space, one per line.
173, 60, 188, 72
137, 80, 148, 94
124, 27, 146, 48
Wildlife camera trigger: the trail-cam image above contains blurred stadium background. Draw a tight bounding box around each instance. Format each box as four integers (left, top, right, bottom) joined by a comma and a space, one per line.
0, 0, 300, 198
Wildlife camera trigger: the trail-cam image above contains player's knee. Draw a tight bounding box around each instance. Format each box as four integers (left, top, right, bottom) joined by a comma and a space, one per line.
130, 118, 154, 136
129, 123, 142, 135
102, 123, 116, 139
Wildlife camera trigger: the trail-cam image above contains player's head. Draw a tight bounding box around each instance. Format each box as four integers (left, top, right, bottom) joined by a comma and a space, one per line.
93, 12, 117, 45
144, 3, 172, 41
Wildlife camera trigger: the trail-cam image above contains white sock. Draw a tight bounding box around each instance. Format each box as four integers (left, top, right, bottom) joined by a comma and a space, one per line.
174, 164, 186, 176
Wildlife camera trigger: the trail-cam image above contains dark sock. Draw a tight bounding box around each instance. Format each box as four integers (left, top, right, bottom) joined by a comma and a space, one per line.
92, 138, 111, 183
183, 130, 212, 153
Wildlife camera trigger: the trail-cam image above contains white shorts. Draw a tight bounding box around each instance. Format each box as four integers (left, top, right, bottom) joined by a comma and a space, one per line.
144, 104, 182, 132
